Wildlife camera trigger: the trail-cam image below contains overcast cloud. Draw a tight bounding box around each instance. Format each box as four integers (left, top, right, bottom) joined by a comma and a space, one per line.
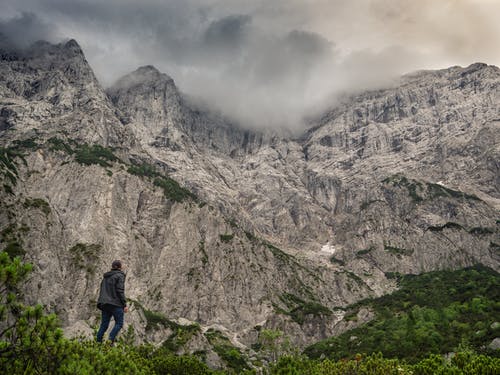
1, 0, 499, 129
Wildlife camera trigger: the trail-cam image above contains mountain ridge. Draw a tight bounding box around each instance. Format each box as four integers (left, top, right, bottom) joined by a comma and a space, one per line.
0, 38, 498, 356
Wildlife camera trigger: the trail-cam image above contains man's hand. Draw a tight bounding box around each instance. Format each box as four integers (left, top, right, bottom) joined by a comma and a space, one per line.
124, 306, 129, 313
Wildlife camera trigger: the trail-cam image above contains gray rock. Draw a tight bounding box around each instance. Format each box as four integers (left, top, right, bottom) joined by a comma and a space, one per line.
0, 39, 498, 355
489, 338, 500, 350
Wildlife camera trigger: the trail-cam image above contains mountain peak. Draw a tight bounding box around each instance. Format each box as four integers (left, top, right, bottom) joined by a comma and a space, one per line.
109, 65, 175, 93
136, 65, 161, 74
63, 38, 84, 55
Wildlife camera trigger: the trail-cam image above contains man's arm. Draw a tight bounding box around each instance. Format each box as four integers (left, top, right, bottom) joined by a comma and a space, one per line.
116, 273, 127, 308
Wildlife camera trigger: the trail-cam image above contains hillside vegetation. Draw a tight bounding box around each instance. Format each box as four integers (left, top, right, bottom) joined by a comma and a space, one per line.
305, 265, 500, 362
0, 252, 498, 374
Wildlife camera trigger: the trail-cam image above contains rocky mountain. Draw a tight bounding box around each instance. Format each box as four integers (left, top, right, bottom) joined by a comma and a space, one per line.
0, 38, 498, 365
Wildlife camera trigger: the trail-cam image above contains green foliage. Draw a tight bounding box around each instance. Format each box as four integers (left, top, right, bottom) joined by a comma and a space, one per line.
199, 240, 209, 265
23, 198, 51, 216
45, 140, 198, 204
68, 243, 101, 273
266, 243, 294, 263
130, 300, 200, 347
219, 234, 234, 243
383, 174, 423, 202
127, 162, 158, 178
277, 293, 331, 325
427, 222, 497, 236
47, 137, 74, 154
428, 222, 464, 232
343, 270, 367, 286
427, 182, 481, 201
384, 244, 414, 257
0, 255, 223, 374
271, 351, 500, 374
0, 138, 51, 193
305, 265, 500, 363
244, 231, 256, 241
2, 241, 25, 258
356, 246, 375, 257
74, 144, 118, 167
127, 161, 197, 203
149, 349, 218, 375
162, 323, 201, 352
383, 175, 482, 203
12, 138, 39, 150
0, 252, 66, 375
343, 309, 359, 322
204, 329, 250, 373
490, 242, 500, 252
154, 176, 197, 203
360, 199, 383, 210
1, 223, 27, 259
136, 303, 172, 332
469, 227, 495, 235
384, 271, 403, 280
258, 329, 294, 363
0, 146, 22, 192
227, 218, 238, 228
329, 256, 345, 266
1, 255, 499, 374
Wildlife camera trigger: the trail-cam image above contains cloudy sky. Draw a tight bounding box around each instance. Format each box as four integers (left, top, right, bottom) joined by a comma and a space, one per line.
1, 0, 499, 129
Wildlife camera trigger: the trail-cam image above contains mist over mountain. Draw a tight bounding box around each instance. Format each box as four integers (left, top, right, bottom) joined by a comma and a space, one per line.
2, 0, 499, 129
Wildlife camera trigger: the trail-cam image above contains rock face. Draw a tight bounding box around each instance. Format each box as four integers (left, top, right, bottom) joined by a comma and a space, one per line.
0, 38, 499, 357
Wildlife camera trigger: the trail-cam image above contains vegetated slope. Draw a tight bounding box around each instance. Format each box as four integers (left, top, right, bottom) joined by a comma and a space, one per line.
2, 253, 499, 374
305, 265, 500, 362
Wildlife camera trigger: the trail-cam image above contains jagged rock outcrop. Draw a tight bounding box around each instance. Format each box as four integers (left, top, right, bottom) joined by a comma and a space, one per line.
0, 38, 131, 147
0, 38, 499, 363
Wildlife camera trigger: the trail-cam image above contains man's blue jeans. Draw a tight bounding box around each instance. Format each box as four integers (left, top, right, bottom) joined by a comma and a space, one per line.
96, 305, 124, 342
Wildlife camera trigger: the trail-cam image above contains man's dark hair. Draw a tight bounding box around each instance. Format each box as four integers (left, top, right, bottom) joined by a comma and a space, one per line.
111, 260, 122, 270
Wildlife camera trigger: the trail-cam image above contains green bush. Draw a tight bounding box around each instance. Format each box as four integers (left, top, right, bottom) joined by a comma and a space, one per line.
1, 224, 27, 258
47, 137, 74, 154
469, 227, 495, 235
271, 352, 500, 375
427, 222, 464, 232
204, 329, 250, 373
74, 144, 117, 167
330, 256, 345, 266
154, 176, 197, 203
127, 163, 158, 178
0, 254, 499, 374
383, 175, 482, 203
304, 265, 500, 362
69, 243, 101, 272
162, 323, 201, 352
384, 244, 414, 257
150, 351, 217, 375
219, 234, 234, 243
356, 246, 375, 257
0, 147, 22, 190
23, 198, 51, 215
277, 293, 332, 325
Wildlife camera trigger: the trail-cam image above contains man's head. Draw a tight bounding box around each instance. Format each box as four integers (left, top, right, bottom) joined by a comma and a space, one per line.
111, 260, 122, 270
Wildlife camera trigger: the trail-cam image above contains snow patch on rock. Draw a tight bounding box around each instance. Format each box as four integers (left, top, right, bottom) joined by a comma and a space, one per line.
321, 243, 336, 255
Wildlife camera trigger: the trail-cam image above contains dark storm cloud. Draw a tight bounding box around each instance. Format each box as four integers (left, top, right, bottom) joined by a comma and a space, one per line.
1, 0, 499, 129
0, 12, 57, 48
203, 15, 251, 51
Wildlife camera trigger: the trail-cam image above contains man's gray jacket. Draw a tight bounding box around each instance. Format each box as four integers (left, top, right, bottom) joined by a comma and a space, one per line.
97, 269, 126, 309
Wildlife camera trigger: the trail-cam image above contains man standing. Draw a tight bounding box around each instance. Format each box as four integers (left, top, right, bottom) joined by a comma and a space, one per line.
96, 260, 128, 344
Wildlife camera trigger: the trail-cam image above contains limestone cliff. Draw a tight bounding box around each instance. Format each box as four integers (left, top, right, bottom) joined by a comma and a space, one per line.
0, 39, 498, 362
